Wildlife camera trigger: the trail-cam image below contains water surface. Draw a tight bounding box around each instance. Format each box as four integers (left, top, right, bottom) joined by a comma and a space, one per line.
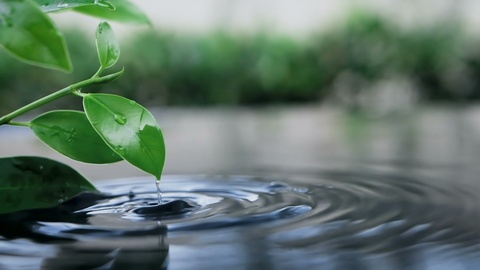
2, 106, 480, 268
1, 169, 480, 269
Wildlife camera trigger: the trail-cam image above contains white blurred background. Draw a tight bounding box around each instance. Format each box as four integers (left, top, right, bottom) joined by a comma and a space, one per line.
52, 0, 480, 37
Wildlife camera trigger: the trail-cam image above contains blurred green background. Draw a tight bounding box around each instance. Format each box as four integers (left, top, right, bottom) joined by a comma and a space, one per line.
3, 2, 480, 179
1, 6, 480, 115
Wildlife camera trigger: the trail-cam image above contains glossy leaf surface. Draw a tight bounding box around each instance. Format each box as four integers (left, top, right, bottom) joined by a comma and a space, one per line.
83, 94, 166, 179
74, 0, 150, 25
31, 110, 122, 163
0, 0, 72, 71
96, 21, 119, 69
0, 156, 97, 214
33, 0, 113, 12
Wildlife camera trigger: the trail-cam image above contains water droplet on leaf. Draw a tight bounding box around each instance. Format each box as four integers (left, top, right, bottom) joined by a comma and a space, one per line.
114, 113, 127, 125
95, 0, 115, 10
65, 128, 76, 142
1, 17, 14, 28
56, 2, 69, 8
12, 158, 23, 165
114, 146, 126, 156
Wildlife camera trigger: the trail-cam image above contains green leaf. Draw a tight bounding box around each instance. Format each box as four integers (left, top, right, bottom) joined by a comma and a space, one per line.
96, 21, 119, 69
95, 66, 124, 83
0, 0, 72, 72
74, 0, 150, 25
33, 0, 114, 12
30, 110, 123, 164
83, 93, 166, 179
0, 156, 97, 214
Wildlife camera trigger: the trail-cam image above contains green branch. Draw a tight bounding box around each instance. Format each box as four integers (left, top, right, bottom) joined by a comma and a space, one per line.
0, 85, 72, 126
0, 68, 124, 126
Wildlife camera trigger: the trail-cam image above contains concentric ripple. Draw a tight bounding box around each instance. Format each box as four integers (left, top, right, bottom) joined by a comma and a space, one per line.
1, 171, 480, 269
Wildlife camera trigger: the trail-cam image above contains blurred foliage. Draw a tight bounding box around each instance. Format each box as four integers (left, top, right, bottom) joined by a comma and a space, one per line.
2, 11, 480, 113
121, 32, 325, 106
318, 11, 473, 104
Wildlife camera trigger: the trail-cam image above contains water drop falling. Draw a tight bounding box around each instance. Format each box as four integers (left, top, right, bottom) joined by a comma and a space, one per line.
114, 113, 127, 125
155, 180, 162, 205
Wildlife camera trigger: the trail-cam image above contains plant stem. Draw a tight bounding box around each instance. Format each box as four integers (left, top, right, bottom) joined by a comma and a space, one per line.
92, 66, 105, 78
0, 69, 124, 126
0, 85, 72, 126
8, 121, 30, 127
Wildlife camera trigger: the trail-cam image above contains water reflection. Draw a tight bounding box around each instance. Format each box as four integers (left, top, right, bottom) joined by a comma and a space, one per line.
3, 106, 480, 179
163, 172, 480, 269
0, 193, 169, 270
41, 234, 168, 270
